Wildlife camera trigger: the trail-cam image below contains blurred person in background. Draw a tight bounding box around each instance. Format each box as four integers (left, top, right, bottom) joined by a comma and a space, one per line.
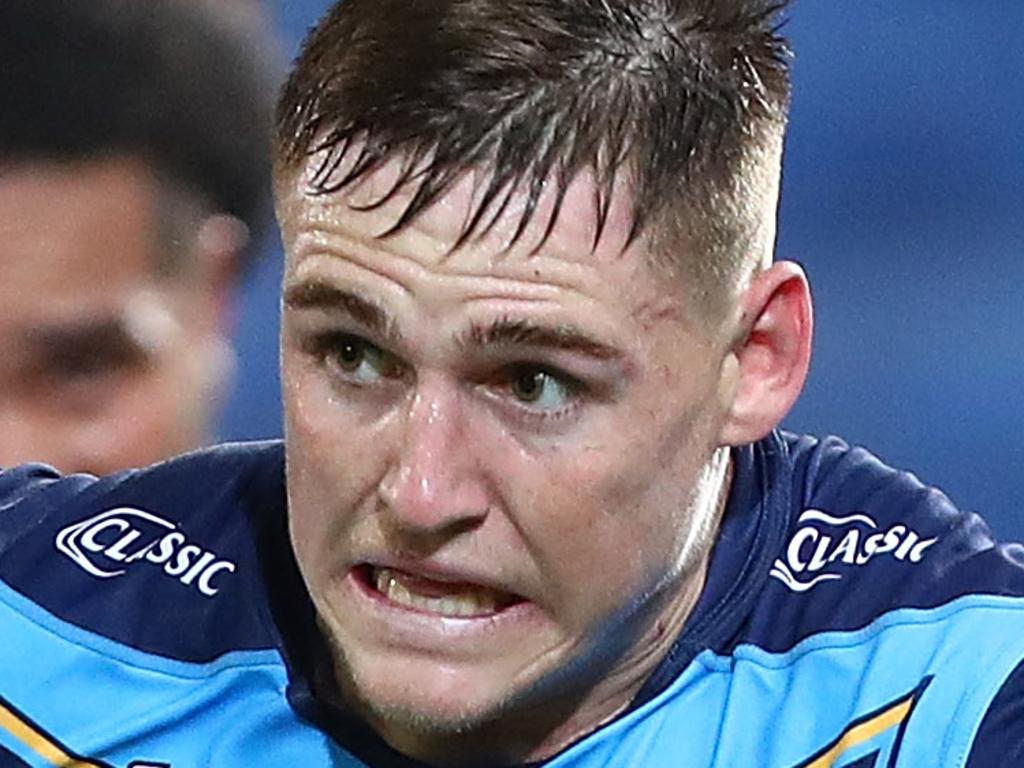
0, 0, 278, 475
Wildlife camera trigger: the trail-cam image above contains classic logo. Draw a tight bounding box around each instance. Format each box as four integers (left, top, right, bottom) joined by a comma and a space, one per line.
770, 509, 938, 593
55, 507, 235, 598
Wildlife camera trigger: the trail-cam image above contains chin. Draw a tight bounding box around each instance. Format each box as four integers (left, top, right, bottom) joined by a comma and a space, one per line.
311, 566, 567, 740
338, 653, 517, 737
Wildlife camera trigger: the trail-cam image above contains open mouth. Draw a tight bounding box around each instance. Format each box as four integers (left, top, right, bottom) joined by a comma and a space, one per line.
355, 564, 523, 619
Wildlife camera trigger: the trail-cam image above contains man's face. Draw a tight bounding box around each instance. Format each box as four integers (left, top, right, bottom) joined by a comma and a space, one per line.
279, 160, 736, 757
0, 158, 227, 475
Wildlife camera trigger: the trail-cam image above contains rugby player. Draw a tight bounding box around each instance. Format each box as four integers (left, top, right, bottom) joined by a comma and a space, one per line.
0, 1, 1022, 765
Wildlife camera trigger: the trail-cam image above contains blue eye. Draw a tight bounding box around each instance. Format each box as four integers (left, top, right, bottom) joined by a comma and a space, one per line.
509, 368, 575, 411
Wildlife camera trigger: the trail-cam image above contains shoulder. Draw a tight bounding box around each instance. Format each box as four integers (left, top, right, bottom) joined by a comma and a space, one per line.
763, 432, 1024, 640
738, 432, 1024, 765
0, 441, 287, 662
597, 433, 1024, 767
964, 659, 1024, 766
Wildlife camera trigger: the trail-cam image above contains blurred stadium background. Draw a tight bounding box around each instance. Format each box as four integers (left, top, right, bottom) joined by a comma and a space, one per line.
220, 0, 1024, 537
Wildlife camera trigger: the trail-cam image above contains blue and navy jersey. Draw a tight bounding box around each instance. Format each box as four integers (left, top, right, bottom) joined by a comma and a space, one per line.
1, 432, 1023, 767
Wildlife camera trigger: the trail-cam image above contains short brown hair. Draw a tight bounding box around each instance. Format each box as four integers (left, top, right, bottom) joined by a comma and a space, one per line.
276, 0, 791, 298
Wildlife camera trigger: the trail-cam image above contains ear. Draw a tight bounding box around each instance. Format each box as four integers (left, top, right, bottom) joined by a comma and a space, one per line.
717, 260, 813, 446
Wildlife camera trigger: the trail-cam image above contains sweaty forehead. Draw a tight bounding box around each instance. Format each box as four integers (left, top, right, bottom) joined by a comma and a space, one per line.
278, 150, 644, 270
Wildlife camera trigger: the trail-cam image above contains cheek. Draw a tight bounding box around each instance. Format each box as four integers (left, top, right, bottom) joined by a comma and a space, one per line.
285, 433, 351, 590
283, 362, 391, 572
502, 431, 703, 621
87, 366, 196, 467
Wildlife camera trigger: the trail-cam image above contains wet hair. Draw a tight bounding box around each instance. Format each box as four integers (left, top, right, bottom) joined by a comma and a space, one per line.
276, 0, 792, 300
0, 0, 279, 271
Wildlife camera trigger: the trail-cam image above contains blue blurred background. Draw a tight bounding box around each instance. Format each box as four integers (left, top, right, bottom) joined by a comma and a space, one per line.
221, 0, 1024, 537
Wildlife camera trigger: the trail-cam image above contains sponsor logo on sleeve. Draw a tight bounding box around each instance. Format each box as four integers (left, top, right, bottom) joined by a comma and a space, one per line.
55, 507, 235, 598
770, 509, 938, 593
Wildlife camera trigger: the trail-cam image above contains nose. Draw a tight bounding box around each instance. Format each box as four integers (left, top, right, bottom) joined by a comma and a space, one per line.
378, 379, 491, 539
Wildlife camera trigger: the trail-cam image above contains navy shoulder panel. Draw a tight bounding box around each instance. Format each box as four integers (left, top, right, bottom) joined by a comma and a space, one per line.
741, 433, 1024, 653
966, 658, 1024, 767
0, 442, 288, 662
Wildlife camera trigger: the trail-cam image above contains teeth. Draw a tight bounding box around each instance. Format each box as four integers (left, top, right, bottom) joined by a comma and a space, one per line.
372, 567, 502, 617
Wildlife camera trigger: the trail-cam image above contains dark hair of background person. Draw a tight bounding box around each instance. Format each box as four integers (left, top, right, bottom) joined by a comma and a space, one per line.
275, 0, 792, 307
0, 0, 278, 272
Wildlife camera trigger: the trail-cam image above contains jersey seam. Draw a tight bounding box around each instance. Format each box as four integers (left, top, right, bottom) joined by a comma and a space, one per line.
696, 594, 1024, 672
947, 640, 1024, 768
0, 579, 286, 681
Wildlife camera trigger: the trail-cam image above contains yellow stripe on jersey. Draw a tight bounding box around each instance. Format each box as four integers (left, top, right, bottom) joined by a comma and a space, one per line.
0, 699, 106, 768
802, 695, 913, 768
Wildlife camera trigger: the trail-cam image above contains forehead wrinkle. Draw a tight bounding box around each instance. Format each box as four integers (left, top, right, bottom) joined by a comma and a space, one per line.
290, 209, 439, 300
282, 161, 671, 335
293, 247, 589, 315
287, 150, 453, 266
291, 209, 599, 307
292, 244, 415, 301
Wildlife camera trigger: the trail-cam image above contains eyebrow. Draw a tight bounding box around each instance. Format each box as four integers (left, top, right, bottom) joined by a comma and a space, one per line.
459, 318, 624, 362
283, 279, 623, 363
22, 317, 149, 368
283, 279, 401, 342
